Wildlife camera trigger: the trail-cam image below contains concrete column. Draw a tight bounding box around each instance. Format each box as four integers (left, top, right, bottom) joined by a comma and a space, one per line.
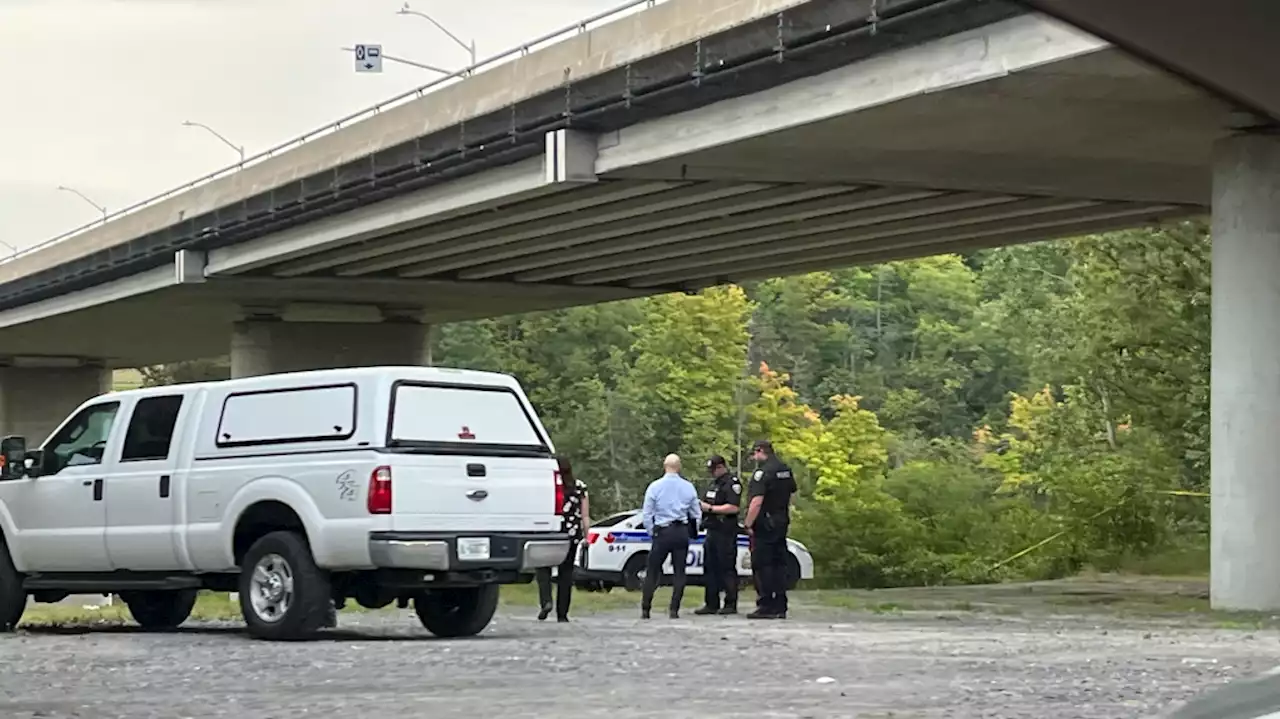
1211, 131, 1280, 610
230, 319, 431, 378
0, 365, 111, 443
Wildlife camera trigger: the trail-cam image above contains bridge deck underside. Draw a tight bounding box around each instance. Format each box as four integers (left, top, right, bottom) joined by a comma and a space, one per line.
0, 18, 1226, 368
228, 178, 1192, 292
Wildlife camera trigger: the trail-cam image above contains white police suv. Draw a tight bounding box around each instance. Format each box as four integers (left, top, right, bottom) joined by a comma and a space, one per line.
572, 509, 815, 592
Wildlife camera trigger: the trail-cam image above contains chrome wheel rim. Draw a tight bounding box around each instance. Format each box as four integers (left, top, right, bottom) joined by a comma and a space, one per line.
250, 553, 293, 623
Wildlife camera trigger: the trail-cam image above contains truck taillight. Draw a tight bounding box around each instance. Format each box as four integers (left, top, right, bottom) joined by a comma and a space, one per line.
368, 465, 392, 514
554, 470, 565, 515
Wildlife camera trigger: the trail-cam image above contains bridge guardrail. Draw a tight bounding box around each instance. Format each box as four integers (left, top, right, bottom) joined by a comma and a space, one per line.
11, 0, 663, 265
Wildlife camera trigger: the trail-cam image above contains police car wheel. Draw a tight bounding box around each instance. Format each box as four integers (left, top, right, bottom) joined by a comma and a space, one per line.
785, 554, 801, 590
622, 554, 648, 592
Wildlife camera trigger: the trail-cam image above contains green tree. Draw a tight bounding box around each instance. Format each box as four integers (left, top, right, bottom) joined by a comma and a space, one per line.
620, 286, 754, 465
137, 358, 230, 386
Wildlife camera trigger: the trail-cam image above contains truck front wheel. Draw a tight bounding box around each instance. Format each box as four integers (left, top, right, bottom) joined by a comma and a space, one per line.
0, 538, 25, 631
413, 585, 499, 638
121, 590, 198, 630
238, 530, 332, 640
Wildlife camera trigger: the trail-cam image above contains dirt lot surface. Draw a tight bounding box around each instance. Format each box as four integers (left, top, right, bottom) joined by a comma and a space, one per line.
1, 576, 1277, 718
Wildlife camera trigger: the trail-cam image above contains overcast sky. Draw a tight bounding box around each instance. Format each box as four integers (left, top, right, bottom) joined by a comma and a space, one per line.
0, 0, 624, 251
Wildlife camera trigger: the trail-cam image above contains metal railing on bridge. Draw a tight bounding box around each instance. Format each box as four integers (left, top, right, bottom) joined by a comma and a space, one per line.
10, 0, 663, 265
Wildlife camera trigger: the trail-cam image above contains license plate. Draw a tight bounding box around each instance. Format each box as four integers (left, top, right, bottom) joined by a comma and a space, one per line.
457, 537, 490, 561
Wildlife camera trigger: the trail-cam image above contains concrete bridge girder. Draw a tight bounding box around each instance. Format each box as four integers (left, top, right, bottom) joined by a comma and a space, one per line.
0, 11, 1220, 371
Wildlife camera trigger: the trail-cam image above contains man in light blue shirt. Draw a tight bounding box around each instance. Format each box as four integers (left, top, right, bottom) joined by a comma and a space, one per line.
640, 453, 701, 619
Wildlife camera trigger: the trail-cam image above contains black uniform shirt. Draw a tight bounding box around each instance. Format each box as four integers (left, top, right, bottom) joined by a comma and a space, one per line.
703, 472, 742, 533
748, 455, 797, 521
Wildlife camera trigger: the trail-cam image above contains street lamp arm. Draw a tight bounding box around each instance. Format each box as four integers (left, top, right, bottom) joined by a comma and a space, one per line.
182, 121, 245, 162
56, 185, 108, 220
397, 5, 476, 64
56, 184, 106, 212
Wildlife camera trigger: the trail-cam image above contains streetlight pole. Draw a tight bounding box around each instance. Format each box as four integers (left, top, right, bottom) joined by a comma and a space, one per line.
340, 46, 453, 74
182, 120, 245, 163
397, 2, 476, 67
56, 185, 108, 223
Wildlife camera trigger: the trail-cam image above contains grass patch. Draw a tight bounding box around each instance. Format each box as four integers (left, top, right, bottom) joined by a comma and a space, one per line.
18, 592, 242, 628
499, 582, 662, 614
802, 573, 1280, 628
111, 368, 145, 392
16, 585, 652, 628
21, 573, 1272, 630
1114, 542, 1209, 578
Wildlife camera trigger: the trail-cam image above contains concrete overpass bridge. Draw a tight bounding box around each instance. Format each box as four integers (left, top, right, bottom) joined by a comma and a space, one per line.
1, 0, 1276, 610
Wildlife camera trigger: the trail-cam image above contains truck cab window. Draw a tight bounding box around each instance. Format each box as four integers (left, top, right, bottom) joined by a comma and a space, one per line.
45, 402, 121, 474
121, 395, 184, 462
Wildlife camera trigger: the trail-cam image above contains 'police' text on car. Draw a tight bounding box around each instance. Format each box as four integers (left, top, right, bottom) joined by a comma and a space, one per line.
572, 509, 814, 592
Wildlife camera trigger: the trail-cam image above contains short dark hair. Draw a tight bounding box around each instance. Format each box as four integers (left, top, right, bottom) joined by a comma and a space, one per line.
752, 439, 773, 453
706, 455, 727, 469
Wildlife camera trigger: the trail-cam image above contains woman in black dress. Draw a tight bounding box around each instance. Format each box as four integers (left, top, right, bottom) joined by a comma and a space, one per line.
537, 456, 589, 622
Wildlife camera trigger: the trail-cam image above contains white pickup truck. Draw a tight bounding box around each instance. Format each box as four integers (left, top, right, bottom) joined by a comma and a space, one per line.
0, 366, 570, 640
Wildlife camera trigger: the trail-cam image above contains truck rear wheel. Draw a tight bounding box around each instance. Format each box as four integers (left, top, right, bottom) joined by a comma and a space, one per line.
238, 531, 331, 641
413, 585, 499, 638
0, 538, 25, 631
122, 590, 198, 630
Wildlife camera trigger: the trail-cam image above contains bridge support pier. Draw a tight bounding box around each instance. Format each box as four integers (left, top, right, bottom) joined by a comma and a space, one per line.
1211, 131, 1280, 611
0, 363, 110, 443
229, 311, 432, 378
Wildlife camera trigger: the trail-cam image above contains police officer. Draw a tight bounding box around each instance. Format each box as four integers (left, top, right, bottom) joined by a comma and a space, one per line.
744, 439, 796, 620
693, 455, 742, 616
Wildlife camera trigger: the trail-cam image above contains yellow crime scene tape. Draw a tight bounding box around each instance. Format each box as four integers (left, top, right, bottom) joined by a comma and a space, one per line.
985, 488, 1208, 572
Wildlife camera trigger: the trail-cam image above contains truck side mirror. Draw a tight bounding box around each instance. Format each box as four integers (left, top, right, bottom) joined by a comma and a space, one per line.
23, 449, 48, 478
0, 436, 27, 480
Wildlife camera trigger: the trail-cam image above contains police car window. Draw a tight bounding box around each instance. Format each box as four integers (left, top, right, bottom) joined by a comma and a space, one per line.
592, 513, 630, 528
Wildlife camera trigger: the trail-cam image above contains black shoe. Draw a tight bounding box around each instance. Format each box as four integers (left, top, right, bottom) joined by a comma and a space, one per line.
556, 616, 570, 623
537, 603, 552, 621
641, 609, 651, 620
747, 609, 783, 620
669, 609, 679, 619
718, 606, 738, 615
693, 606, 719, 616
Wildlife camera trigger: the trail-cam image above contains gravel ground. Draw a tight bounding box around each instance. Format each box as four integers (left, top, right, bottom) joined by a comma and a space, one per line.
0, 607, 1277, 718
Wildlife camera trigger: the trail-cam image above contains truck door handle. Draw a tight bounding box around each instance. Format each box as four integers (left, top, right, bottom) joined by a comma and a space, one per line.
90, 479, 103, 501
159, 475, 171, 498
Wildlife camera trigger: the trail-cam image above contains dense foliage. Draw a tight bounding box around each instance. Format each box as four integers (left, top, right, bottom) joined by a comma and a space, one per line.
140, 221, 1211, 587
